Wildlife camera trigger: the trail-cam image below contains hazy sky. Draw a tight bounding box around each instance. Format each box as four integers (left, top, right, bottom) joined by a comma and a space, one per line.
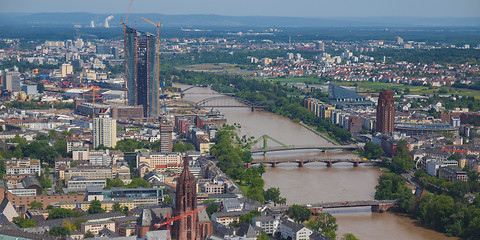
3, 0, 480, 18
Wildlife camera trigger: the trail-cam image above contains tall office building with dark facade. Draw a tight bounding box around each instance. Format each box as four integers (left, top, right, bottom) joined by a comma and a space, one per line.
376, 89, 395, 133
125, 27, 159, 118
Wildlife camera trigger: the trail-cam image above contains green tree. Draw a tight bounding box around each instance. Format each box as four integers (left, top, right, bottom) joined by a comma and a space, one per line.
37, 83, 45, 93
341, 233, 360, 240
362, 142, 385, 159
246, 188, 264, 203
73, 218, 87, 231
49, 226, 70, 236
48, 208, 85, 219
88, 200, 105, 214
389, 140, 414, 173
54, 139, 68, 157
257, 231, 270, 240
239, 211, 261, 224
206, 203, 219, 216
70, 161, 78, 167
126, 178, 150, 188
84, 230, 94, 238
13, 217, 36, 228
264, 187, 286, 206
113, 202, 122, 212
257, 163, 266, 176
104, 178, 125, 189
172, 142, 187, 152
28, 201, 43, 210
122, 206, 129, 215
115, 139, 140, 152
288, 205, 311, 223
420, 194, 455, 232
306, 213, 338, 239
185, 142, 196, 151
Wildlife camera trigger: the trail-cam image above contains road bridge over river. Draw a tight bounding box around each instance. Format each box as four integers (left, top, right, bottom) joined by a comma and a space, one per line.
272, 200, 398, 214
251, 157, 381, 167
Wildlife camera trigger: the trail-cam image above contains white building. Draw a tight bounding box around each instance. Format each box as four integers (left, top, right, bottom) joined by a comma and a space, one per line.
93, 115, 117, 148
252, 215, 280, 234
279, 219, 313, 240
61, 63, 73, 77
6, 159, 41, 175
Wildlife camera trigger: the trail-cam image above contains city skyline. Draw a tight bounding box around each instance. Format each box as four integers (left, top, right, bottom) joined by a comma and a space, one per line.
2, 0, 480, 18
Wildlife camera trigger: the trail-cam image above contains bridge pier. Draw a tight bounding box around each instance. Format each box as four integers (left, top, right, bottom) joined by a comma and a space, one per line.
251, 106, 255, 112
298, 161, 304, 168
353, 161, 359, 167
311, 207, 323, 215
371, 204, 394, 213
245, 162, 252, 168
271, 162, 277, 168
326, 161, 332, 167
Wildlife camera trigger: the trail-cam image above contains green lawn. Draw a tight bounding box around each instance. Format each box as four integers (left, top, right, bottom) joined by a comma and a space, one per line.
237, 182, 250, 194
265, 77, 319, 83
336, 81, 480, 99
177, 63, 242, 71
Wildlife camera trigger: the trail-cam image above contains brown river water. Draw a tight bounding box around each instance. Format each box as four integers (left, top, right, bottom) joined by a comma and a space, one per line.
179, 85, 456, 240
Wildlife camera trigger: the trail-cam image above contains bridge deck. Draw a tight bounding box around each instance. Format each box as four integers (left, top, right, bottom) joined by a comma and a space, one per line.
249, 145, 357, 153
273, 200, 397, 211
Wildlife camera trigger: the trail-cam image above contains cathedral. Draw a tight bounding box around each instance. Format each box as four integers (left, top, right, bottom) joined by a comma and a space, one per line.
172, 154, 200, 240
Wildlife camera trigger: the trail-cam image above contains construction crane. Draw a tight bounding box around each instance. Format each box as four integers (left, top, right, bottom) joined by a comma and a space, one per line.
81, 86, 99, 118
160, 79, 168, 114
153, 206, 207, 229
122, 0, 134, 106
139, 16, 163, 116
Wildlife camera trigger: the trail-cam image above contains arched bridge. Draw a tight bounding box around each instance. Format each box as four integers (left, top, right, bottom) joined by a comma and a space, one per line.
250, 157, 381, 168
249, 145, 358, 153
195, 96, 269, 111
273, 200, 398, 214
181, 85, 205, 93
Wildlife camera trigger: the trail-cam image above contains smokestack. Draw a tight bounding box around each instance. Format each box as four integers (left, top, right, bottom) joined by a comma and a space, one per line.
104, 15, 114, 28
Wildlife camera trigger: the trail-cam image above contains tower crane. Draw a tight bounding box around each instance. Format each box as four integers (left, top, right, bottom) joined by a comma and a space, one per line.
160, 78, 168, 114
139, 17, 164, 115
153, 206, 207, 229
81, 86, 99, 118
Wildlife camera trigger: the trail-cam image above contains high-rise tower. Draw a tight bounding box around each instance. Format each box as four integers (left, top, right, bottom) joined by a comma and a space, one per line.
159, 122, 174, 152
125, 27, 159, 119
172, 154, 198, 240
376, 89, 395, 133
93, 115, 117, 148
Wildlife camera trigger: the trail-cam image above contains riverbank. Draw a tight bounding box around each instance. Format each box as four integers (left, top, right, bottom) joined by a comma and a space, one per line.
298, 121, 338, 145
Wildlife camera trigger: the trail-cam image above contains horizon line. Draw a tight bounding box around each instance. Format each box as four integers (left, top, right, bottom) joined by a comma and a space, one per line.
2, 12, 480, 19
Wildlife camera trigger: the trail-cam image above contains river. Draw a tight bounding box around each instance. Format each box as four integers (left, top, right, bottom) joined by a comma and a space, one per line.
178, 84, 456, 240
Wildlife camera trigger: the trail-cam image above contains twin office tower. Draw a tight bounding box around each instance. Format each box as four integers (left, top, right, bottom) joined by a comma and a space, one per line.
125, 27, 161, 119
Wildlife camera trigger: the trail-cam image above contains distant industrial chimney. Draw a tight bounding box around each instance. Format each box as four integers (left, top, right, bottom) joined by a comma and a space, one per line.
104, 15, 114, 28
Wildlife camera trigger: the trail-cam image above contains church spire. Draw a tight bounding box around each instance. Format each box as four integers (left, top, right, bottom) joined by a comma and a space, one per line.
183, 152, 189, 171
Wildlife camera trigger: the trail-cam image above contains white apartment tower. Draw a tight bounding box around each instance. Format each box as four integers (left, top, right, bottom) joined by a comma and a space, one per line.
93, 115, 117, 148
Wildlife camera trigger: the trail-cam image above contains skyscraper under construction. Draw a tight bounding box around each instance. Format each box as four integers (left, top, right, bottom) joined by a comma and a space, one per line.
125, 27, 159, 119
